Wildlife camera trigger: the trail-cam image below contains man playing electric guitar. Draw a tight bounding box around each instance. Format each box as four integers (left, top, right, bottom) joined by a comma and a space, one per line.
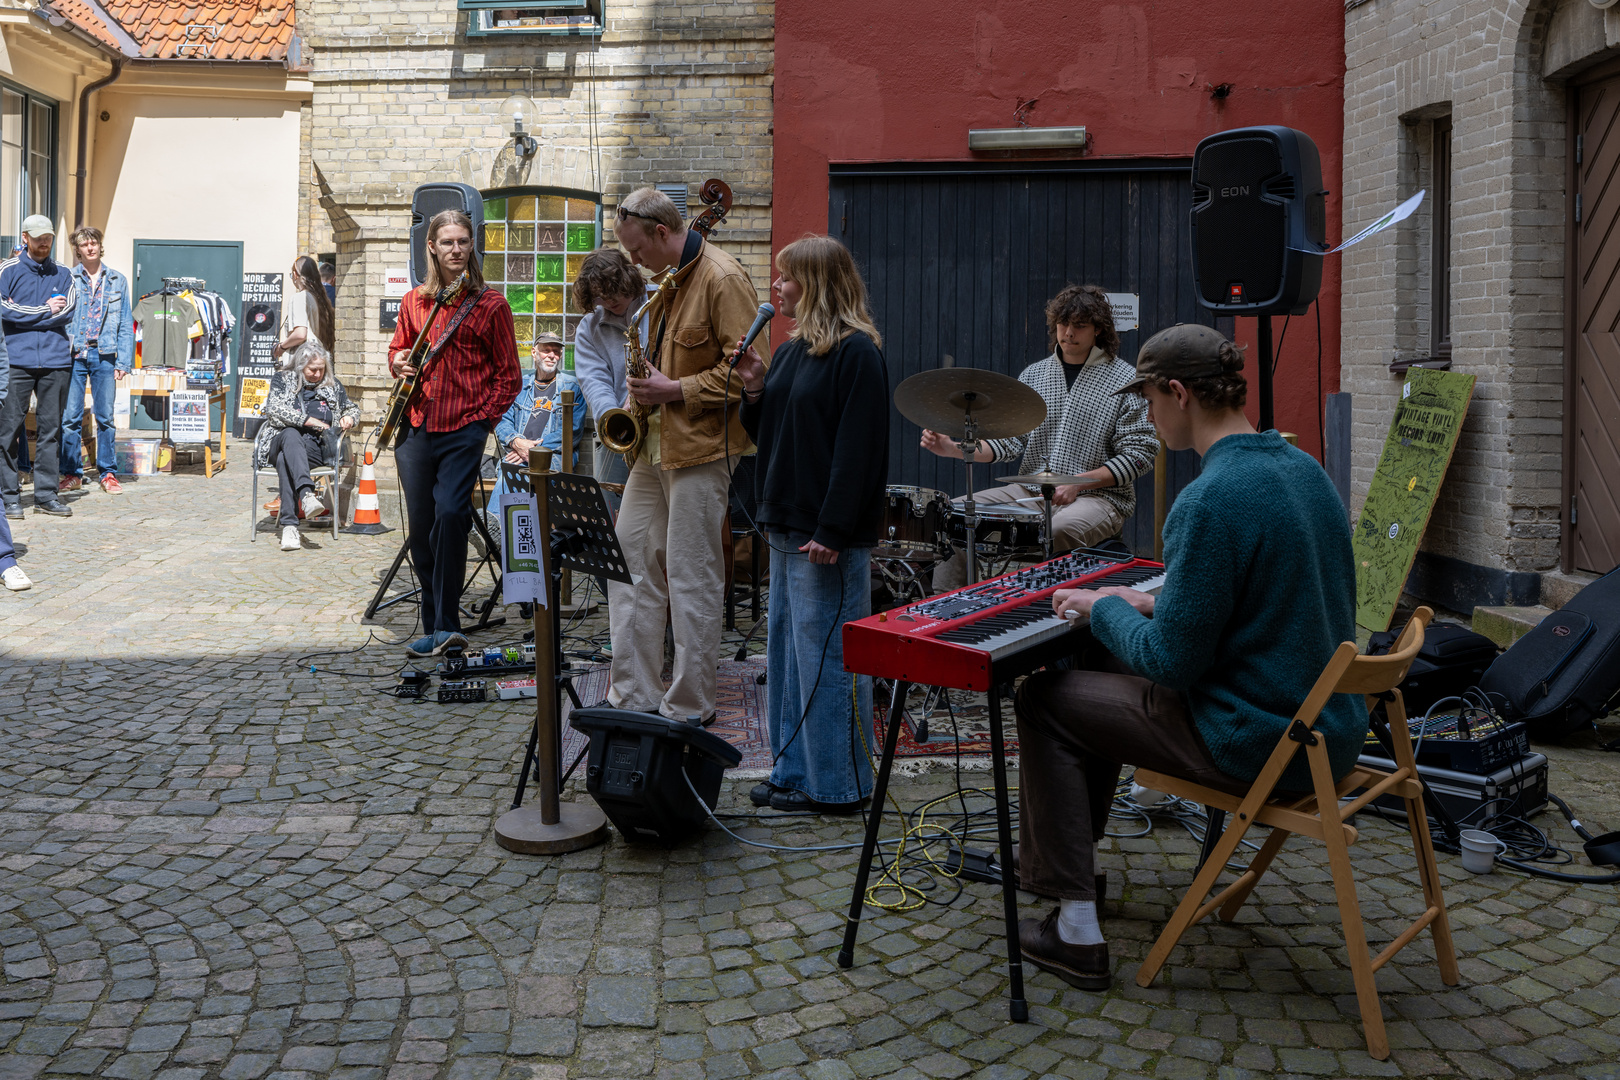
388, 209, 523, 657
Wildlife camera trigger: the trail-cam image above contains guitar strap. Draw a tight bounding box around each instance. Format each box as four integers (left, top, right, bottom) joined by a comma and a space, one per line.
414, 286, 487, 391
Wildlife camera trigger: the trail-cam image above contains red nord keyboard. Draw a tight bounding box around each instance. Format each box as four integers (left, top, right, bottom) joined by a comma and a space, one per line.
843, 551, 1166, 692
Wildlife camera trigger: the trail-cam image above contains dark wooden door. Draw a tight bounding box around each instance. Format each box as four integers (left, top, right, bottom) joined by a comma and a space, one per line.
830, 162, 1217, 553
1574, 79, 1620, 574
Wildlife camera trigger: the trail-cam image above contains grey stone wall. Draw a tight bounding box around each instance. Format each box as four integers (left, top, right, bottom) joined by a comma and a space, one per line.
1340, 0, 1620, 578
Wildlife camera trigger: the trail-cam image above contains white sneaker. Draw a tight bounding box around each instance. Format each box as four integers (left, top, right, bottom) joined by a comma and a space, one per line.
2, 565, 31, 591
280, 525, 301, 551
300, 490, 326, 519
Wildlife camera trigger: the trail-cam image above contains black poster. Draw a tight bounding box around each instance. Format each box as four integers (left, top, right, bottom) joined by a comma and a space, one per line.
235, 272, 283, 438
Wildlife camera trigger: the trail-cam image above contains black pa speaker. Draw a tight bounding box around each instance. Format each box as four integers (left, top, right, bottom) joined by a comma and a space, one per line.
1191, 126, 1326, 315
409, 182, 486, 288
569, 708, 743, 846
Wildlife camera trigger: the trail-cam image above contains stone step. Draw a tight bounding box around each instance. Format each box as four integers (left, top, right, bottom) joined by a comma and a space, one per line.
1472, 604, 1554, 648
1541, 569, 1601, 611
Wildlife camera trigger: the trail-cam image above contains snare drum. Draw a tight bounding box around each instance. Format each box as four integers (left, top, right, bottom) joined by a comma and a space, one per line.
875, 485, 953, 561
948, 502, 1045, 553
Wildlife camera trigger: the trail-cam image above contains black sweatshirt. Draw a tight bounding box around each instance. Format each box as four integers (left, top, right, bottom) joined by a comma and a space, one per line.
739, 332, 890, 551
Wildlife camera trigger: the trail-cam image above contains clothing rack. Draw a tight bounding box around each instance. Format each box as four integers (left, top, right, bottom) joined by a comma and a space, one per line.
161, 275, 208, 290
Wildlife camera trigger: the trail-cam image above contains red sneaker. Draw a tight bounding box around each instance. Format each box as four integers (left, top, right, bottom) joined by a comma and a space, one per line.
99, 474, 124, 494
59, 476, 83, 492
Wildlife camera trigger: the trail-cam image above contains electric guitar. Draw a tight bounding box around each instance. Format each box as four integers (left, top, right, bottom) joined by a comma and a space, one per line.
374, 273, 472, 451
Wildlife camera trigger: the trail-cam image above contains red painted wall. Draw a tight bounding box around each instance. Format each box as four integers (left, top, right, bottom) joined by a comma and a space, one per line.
772, 0, 1346, 456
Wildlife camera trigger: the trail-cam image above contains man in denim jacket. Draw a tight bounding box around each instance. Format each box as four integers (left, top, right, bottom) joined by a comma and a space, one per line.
60, 226, 134, 494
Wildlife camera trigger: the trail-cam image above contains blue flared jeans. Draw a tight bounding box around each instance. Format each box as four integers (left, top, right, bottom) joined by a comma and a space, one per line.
59, 355, 119, 479
765, 533, 874, 804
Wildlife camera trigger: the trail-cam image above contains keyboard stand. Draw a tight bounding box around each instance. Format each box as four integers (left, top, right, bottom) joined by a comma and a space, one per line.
838, 628, 1089, 1024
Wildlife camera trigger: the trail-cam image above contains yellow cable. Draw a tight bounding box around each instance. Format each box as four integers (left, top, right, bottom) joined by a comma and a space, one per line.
852, 681, 1021, 912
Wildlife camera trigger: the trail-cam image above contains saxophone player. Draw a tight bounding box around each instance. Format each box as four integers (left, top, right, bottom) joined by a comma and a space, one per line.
606, 187, 762, 725
570, 248, 646, 515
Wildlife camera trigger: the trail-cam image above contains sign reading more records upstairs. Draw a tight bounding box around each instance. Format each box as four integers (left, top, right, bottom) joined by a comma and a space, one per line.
1353, 367, 1477, 631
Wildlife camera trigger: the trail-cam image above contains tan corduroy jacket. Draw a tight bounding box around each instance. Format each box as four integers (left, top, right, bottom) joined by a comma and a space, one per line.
649, 236, 763, 469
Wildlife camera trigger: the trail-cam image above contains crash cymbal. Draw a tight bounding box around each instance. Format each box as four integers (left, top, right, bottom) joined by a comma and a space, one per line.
893, 368, 1046, 441
999, 471, 1090, 487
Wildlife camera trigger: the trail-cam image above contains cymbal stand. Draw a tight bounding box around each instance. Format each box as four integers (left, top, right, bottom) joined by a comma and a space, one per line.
1039, 482, 1056, 561
960, 409, 981, 585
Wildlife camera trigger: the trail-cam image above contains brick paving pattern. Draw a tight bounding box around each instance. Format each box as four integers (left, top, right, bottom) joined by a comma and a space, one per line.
3, 467, 1620, 1080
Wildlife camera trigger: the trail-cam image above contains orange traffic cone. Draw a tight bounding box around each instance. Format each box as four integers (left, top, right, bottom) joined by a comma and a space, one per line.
343, 450, 391, 534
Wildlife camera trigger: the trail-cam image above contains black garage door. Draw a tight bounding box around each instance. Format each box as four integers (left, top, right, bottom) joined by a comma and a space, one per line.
830, 160, 1223, 554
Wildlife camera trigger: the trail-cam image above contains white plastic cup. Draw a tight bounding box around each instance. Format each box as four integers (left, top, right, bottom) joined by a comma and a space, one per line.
1458, 829, 1505, 874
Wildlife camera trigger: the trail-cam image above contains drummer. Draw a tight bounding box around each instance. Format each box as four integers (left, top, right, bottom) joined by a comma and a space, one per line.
922, 284, 1158, 590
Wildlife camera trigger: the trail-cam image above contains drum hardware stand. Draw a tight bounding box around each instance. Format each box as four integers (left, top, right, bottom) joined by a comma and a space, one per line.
1038, 481, 1056, 561
495, 451, 632, 855
959, 410, 983, 586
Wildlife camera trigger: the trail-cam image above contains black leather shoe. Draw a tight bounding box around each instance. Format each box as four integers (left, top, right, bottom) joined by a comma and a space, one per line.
1019, 908, 1111, 991
749, 781, 783, 808
33, 500, 72, 517
768, 789, 867, 815
1004, 844, 1107, 903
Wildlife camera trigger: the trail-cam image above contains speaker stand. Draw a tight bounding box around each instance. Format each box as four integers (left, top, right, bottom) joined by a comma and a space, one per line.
1257, 314, 1275, 434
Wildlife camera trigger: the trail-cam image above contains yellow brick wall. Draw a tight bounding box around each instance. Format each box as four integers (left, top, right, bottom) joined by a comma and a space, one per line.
299, 0, 775, 438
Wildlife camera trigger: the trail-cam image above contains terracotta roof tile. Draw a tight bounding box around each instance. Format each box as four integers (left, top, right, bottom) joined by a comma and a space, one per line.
96, 1, 296, 61
50, 0, 129, 52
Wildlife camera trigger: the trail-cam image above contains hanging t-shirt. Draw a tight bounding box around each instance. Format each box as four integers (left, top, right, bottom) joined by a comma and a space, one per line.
133, 293, 203, 370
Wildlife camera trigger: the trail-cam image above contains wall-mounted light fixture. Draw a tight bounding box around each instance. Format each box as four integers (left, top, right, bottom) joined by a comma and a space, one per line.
500, 95, 539, 161
968, 126, 1088, 152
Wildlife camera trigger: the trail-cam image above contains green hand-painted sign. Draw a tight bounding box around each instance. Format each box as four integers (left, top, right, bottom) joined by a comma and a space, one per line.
1353, 367, 1477, 631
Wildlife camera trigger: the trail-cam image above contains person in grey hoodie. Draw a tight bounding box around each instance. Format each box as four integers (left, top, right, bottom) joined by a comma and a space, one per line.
569, 248, 647, 514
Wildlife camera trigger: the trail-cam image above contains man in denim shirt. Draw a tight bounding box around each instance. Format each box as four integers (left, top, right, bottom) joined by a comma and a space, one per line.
60, 226, 134, 494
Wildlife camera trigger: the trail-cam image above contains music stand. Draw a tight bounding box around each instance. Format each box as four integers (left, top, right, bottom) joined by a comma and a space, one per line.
494, 453, 632, 854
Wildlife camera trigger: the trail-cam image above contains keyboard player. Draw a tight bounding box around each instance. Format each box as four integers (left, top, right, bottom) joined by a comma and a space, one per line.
1010, 324, 1361, 992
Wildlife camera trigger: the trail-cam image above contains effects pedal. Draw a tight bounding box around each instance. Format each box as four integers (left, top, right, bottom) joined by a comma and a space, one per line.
437, 679, 488, 703
394, 669, 431, 698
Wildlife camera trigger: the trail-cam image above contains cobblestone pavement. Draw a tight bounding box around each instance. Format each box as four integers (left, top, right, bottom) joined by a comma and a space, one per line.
4, 463, 1620, 1080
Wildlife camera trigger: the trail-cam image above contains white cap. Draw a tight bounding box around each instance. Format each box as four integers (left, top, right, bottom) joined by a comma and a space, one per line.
21, 214, 54, 237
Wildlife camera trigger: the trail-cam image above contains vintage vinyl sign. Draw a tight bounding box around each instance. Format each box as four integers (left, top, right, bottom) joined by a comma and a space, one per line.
1353, 367, 1476, 630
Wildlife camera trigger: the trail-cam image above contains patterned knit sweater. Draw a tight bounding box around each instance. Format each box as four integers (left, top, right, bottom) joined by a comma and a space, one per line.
983, 347, 1159, 518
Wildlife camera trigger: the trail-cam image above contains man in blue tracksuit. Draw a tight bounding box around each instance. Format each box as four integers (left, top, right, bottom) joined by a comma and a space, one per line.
0, 325, 34, 589
60, 226, 134, 495
0, 214, 77, 518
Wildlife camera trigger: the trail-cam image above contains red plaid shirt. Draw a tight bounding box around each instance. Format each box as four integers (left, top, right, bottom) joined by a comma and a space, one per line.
389, 287, 523, 432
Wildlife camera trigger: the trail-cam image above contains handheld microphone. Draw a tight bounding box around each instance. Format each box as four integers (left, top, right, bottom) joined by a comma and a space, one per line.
729, 303, 776, 367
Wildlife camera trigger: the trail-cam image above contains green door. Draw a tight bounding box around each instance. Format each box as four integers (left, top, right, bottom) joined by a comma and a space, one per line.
130, 240, 245, 431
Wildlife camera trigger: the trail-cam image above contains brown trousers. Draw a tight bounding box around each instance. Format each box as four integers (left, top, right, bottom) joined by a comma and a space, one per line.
1014, 640, 1249, 901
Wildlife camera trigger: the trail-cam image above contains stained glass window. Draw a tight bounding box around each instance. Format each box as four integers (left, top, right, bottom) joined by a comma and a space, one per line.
482, 186, 603, 371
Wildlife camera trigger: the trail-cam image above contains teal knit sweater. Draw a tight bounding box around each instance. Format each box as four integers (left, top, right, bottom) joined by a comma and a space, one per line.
1090, 431, 1363, 790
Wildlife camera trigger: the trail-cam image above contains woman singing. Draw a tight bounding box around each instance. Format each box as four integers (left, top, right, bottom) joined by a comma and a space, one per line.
735, 235, 890, 814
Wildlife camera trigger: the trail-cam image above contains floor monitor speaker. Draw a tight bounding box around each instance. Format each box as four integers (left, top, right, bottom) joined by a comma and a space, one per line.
1191, 126, 1326, 315
569, 708, 743, 846
409, 182, 485, 288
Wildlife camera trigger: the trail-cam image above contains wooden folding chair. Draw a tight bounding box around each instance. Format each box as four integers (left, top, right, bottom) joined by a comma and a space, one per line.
1132, 607, 1458, 1060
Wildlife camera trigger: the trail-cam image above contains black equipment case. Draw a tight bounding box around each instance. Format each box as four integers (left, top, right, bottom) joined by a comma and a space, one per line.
1477, 566, 1620, 740
1368, 622, 1500, 717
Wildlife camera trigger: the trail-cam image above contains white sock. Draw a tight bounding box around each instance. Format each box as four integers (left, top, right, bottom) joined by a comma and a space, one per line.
1057, 899, 1104, 945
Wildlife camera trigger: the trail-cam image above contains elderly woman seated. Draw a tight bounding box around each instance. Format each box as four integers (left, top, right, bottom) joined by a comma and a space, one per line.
253, 341, 358, 550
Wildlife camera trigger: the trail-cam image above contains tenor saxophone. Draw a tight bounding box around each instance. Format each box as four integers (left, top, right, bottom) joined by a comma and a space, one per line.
596, 275, 676, 461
